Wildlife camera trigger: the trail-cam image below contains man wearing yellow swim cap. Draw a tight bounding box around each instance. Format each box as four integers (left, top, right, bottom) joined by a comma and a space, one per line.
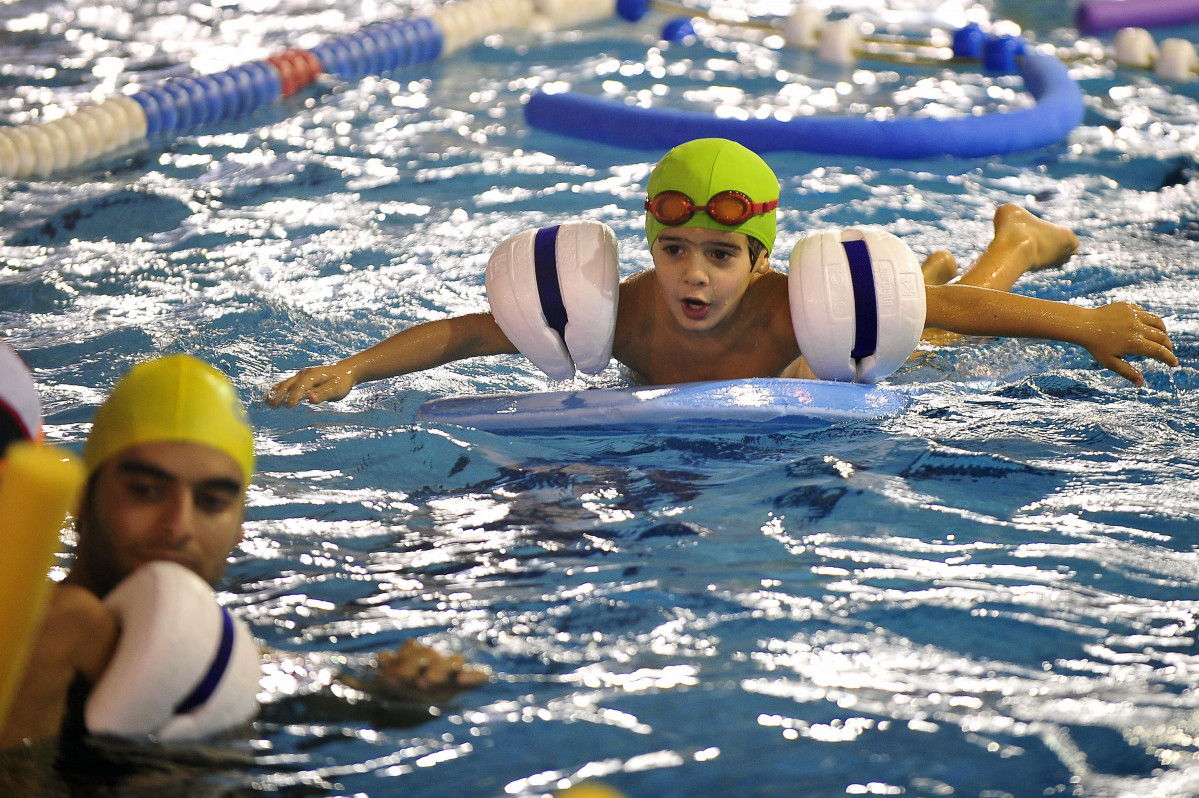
4, 355, 484, 762
3, 355, 251, 754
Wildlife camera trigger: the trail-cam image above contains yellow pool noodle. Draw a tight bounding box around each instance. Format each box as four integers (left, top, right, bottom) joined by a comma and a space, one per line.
0, 442, 84, 732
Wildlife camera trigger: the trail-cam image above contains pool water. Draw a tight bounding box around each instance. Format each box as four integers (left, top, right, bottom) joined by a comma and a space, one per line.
3, 0, 1199, 796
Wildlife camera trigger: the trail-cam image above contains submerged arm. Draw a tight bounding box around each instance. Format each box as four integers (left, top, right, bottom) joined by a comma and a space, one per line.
925, 284, 1177, 385
268, 312, 517, 407
339, 639, 489, 702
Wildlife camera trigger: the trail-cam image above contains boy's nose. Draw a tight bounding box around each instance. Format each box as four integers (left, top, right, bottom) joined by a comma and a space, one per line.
682, 256, 709, 285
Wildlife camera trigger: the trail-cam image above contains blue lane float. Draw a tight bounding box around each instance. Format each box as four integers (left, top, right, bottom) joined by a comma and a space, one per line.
526, 50, 1085, 160
309, 17, 443, 79
131, 62, 284, 138
0, 1, 497, 178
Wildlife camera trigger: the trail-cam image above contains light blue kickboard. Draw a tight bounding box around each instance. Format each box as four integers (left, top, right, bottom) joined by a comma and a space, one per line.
416, 378, 908, 433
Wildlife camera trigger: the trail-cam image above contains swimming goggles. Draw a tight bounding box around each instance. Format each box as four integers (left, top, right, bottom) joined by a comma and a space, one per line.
644, 190, 778, 227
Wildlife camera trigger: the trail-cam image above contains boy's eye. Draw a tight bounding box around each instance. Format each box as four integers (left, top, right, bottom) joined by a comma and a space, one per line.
708, 248, 741, 263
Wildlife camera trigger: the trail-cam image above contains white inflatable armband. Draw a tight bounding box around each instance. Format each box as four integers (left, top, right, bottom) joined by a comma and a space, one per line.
788, 227, 926, 383
86, 560, 261, 742
486, 220, 620, 380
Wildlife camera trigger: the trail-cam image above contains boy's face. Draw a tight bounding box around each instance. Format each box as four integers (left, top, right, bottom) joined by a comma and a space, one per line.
650, 226, 768, 332
73, 441, 246, 597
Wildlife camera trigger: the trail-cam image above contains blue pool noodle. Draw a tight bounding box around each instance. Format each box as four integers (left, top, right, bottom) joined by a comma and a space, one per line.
525, 52, 1084, 159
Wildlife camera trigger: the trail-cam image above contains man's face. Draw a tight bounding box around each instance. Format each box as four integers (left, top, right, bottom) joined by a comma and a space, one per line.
74, 441, 246, 596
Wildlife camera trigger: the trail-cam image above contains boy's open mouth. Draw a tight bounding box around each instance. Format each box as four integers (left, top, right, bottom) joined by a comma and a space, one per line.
681, 298, 710, 320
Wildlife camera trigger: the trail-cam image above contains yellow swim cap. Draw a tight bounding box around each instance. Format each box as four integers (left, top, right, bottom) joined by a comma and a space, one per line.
645, 137, 780, 254
84, 355, 254, 485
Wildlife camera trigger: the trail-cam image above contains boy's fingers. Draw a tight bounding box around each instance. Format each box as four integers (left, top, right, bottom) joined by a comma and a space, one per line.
285, 381, 311, 407
265, 377, 298, 408
1145, 326, 1173, 349
458, 668, 488, 687
308, 375, 350, 404
1136, 307, 1168, 332
1148, 341, 1180, 367
266, 368, 345, 407
1105, 356, 1143, 386
1126, 334, 1178, 367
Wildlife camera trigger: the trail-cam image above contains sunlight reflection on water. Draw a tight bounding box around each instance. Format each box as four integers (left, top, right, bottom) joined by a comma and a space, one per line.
3, 0, 1199, 796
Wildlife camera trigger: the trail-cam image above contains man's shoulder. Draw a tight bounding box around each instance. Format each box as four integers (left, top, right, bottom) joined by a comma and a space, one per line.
47, 584, 107, 624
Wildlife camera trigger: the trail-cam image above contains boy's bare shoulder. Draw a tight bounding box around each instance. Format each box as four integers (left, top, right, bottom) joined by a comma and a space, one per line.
615, 271, 658, 333
749, 269, 794, 326
618, 270, 657, 299
752, 269, 789, 296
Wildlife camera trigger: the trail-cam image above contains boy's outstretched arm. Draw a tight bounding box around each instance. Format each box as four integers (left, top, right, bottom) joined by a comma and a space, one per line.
267, 312, 518, 408
925, 284, 1178, 386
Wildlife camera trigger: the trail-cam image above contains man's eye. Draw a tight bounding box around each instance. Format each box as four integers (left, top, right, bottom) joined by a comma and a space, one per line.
125, 480, 160, 500
197, 492, 235, 513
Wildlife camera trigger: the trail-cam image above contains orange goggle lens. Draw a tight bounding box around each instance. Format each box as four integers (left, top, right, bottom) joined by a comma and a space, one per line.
645, 190, 778, 227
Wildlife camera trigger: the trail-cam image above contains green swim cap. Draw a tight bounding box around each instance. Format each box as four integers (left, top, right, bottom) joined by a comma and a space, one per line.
645, 138, 780, 254
85, 355, 255, 484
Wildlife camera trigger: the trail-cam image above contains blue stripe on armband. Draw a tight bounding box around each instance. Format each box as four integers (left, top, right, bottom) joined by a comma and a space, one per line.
843, 239, 879, 362
533, 225, 569, 342
174, 606, 236, 715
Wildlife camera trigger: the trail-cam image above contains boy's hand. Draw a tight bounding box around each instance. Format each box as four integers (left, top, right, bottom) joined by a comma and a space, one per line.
1082, 302, 1177, 385
266, 364, 355, 408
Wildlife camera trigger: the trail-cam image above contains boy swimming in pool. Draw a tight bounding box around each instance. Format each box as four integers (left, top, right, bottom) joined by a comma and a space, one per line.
267, 137, 1176, 407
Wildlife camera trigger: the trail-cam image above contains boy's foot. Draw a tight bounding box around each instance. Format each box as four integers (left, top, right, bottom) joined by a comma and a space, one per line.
956, 205, 1080, 290
921, 250, 958, 286
992, 204, 1079, 271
